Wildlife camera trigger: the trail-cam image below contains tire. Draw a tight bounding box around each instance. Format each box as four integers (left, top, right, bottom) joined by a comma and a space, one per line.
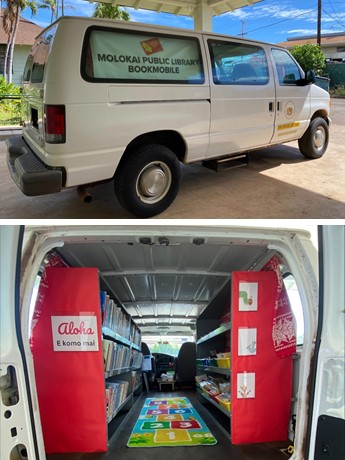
114, 144, 181, 218
298, 117, 329, 159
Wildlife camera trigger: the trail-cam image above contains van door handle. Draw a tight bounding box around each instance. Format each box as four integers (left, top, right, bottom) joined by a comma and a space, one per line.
269, 102, 274, 112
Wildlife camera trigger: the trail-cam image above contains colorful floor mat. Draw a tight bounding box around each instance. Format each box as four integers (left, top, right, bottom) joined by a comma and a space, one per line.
127, 397, 217, 447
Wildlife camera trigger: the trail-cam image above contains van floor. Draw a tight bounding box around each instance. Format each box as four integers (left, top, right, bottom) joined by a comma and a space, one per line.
47, 390, 290, 460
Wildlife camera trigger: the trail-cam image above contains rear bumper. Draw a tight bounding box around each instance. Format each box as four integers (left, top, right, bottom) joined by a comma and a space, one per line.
6, 135, 64, 196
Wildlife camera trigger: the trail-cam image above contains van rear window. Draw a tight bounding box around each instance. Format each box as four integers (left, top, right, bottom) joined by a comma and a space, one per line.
81, 27, 205, 84
23, 27, 56, 83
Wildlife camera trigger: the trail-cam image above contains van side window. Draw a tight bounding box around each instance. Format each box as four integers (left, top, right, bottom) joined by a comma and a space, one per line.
208, 40, 269, 85
283, 273, 304, 346
271, 49, 302, 85
23, 28, 56, 84
81, 27, 205, 84
23, 56, 33, 82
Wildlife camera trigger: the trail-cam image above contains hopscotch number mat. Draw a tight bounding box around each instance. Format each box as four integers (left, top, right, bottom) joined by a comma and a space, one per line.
127, 397, 217, 447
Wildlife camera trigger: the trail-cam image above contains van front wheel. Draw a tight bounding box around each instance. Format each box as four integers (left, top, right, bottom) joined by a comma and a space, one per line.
298, 117, 329, 159
114, 144, 181, 218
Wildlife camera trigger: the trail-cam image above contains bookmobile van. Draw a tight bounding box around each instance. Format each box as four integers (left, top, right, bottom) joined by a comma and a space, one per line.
1, 224, 344, 460
6, 17, 331, 217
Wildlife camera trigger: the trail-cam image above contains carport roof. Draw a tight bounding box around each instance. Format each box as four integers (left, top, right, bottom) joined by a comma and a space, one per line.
87, 0, 262, 19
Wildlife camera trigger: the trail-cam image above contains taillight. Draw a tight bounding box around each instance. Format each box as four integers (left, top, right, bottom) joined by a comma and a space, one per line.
44, 104, 65, 143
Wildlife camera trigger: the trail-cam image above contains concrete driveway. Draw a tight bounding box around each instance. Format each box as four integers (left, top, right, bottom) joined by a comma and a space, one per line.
0, 98, 344, 219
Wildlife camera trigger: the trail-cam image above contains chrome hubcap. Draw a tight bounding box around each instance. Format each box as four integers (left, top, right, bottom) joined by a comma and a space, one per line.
313, 126, 326, 151
136, 162, 171, 204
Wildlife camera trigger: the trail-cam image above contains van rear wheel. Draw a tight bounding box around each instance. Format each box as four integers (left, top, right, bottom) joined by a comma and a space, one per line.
114, 144, 181, 218
298, 117, 329, 159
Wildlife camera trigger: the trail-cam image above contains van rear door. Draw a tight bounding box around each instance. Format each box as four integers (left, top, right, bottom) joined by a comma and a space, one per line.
22, 26, 56, 147
306, 225, 345, 460
0, 226, 44, 460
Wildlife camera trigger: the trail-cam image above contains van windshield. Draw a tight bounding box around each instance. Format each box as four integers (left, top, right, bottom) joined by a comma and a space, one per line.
141, 336, 195, 357
23, 26, 57, 83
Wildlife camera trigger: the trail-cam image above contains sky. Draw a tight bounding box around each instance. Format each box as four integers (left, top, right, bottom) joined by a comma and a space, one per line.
20, 0, 345, 44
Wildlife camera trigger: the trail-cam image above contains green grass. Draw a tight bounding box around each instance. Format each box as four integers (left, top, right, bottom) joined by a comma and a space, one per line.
0, 99, 21, 126
330, 85, 345, 97
0, 77, 22, 126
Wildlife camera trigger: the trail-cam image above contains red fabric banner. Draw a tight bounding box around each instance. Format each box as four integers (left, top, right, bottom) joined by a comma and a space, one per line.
31, 267, 107, 453
262, 256, 296, 358
231, 271, 293, 445
30, 252, 67, 344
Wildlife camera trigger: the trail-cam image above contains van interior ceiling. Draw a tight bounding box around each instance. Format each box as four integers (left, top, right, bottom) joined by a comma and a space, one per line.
21, 227, 312, 460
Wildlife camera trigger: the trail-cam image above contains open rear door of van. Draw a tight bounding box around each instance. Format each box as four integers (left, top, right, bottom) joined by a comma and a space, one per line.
0, 226, 45, 460
306, 225, 345, 460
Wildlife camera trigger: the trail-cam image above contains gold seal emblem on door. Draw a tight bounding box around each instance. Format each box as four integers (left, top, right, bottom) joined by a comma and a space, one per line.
285, 101, 295, 118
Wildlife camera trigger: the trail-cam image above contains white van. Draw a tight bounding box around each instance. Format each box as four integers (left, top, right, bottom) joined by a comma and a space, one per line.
1, 224, 344, 460
6, 17, 331, 217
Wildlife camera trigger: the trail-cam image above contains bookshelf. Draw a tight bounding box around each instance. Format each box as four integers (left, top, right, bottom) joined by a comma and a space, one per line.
30, 267, 108, 453
196, 272, 294, 445
196, 387, 231, 418
100, 290, 143, 444
196, 282, 232, 432
31, 267, 143, 453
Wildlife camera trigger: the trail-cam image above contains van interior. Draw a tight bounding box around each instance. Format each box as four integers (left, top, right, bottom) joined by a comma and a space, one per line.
13, 226, 313, 460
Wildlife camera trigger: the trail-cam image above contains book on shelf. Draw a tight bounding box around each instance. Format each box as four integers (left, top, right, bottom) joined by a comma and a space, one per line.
103, 339, 132, 372
131, 370, 142, 389
131, 349, 143, 369
130, 322, 141, 347
100, 290, 107, 326
100, 291, 141, 346
105, 381, 129, 422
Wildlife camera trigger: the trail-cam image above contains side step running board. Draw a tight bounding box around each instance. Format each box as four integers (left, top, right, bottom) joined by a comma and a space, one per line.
202, 153, 249, 172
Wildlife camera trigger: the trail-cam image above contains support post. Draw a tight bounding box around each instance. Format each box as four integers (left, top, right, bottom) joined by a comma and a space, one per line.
317, 0, 321, 46
194, 1, 213, 31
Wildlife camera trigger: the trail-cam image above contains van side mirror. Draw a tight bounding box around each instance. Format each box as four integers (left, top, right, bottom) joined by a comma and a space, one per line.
296, 70, 316, 86
306, 70, 316, 84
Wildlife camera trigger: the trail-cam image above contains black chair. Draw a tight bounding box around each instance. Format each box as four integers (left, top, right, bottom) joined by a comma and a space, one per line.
174, 342, 196, 388
141, 342, 156, 392
231, 63, 257, 80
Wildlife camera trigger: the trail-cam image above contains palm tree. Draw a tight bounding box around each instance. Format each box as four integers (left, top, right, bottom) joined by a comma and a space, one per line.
3, 0, 17, 82
92, 3, 130, 21
37, 0, 74, 23
2, 0, 37, 83
37, 0, 57, 23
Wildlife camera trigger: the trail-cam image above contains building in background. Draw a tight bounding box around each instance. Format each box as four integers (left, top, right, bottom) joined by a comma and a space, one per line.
278, 32, 345, 62
0, 13, 42, 86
